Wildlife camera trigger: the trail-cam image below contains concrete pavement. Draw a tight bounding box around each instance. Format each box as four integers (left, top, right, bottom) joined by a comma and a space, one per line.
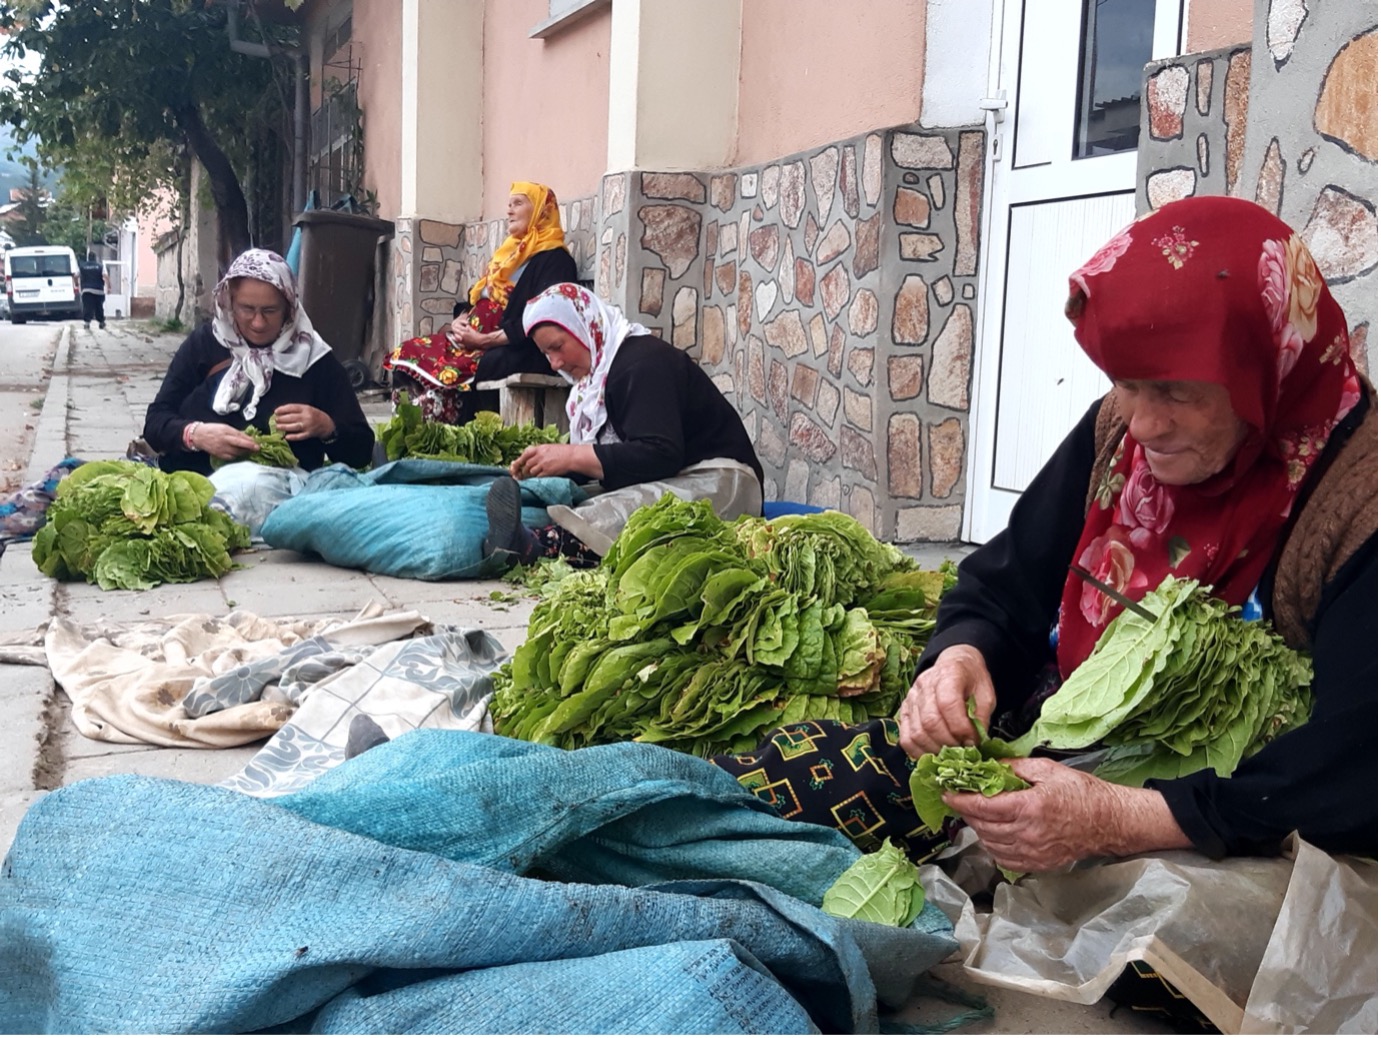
0, 319, 1168, 1035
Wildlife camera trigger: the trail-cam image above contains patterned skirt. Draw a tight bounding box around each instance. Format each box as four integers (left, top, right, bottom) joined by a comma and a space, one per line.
711, 718, 953, 862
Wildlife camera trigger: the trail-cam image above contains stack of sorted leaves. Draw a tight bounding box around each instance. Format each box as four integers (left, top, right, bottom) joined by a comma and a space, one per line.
33, 460, 250, 591
490, 494, 957, 757
376, 393, 566, 465
821, 839, 927, 926
210, 415, 298, 469
992, 575, 1314, 786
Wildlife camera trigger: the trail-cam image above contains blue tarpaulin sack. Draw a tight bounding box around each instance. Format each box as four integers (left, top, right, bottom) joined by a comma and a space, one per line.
259, 459, 586, 580
0, 729, 957, 1034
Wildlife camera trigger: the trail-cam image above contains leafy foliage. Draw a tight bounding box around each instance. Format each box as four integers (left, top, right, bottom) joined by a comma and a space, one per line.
0, 0, 297, 254
821, 839, 927, 926
909, 746, 1030, 834
992, 576, 1314, 784
376, 394, 566, 466
210, 416, 298, 470
490, 495, 958, 758
32, 460, 249, 591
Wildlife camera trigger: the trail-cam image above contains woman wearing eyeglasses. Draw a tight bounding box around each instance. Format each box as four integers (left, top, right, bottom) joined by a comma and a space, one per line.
143, 248, 375, 475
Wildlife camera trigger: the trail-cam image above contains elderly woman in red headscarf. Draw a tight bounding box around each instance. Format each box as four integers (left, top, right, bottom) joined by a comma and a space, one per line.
384, 181, 577, 424
715, 196, 1375, 871
897, 196, 1374, 871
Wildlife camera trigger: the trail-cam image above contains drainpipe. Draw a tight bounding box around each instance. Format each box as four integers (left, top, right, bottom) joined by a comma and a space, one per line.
226, 1, 308, 217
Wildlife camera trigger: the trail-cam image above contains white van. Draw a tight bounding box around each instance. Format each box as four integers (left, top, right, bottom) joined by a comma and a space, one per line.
5, 245, 81, 323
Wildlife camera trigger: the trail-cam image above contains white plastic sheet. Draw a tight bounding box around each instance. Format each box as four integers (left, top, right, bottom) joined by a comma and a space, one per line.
919, 835, 1377, 1034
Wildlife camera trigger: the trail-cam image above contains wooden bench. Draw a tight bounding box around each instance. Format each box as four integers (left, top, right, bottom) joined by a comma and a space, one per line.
475, 372, 571, 432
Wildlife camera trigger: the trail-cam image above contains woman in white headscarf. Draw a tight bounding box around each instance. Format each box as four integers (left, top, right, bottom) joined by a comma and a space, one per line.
483, 282, 763, 565
143, 249, 374, 475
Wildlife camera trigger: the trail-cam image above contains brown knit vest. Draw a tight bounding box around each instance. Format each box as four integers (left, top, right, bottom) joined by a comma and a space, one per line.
1085, 382, 1378, 649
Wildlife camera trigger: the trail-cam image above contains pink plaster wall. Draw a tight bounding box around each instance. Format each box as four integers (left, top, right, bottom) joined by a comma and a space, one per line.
354, 1, 404, 220
1186, 0, 1253, 51
481, 0, 611, 215
735, 0, 926, 166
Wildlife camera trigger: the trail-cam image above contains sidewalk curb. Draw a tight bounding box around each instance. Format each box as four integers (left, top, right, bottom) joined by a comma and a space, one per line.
24, 324, 73, 485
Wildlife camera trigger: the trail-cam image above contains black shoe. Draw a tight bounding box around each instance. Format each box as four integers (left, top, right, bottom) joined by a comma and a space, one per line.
99, 323, 105, 330
484, 475, 540, 563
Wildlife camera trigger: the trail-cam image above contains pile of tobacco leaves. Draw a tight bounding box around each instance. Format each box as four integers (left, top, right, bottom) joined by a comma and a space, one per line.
490, 494, 957, 758
995, 575, 1314, 785
376, 393, 565, 466
33, 460, 250, 591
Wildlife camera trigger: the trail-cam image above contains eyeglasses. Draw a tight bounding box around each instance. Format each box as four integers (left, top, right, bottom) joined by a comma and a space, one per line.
233, 303, 285, 322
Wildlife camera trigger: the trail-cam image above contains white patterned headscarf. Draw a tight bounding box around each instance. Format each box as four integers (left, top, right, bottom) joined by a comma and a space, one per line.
523, 283, 650, 444
210, 249, 332, 422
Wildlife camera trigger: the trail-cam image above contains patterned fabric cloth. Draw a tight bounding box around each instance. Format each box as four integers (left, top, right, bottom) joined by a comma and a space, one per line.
1057, 196, 1361, 676
522, 282, 651, 444
383, 297, 500, 398
0, 458, 84, 559
531, 523, 600, 567
711, 718, 950, 863
209, 248, 333, 423
470, 181, 566, 309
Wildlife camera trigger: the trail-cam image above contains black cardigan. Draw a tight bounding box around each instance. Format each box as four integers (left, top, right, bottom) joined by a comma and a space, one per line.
143, 323, 375, 475
471, 247, 578, 382
916, 396, 1378, 859
591, 335, 764, 492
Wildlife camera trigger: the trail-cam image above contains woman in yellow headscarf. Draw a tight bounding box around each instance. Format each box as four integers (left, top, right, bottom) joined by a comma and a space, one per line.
385, 181, 576, 424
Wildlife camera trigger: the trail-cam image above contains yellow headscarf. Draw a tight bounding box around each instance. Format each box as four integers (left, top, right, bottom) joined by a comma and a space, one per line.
470, 181, 566, 308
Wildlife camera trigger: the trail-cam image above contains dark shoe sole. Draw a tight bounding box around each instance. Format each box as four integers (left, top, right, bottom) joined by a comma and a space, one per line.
484, 475, 525, 558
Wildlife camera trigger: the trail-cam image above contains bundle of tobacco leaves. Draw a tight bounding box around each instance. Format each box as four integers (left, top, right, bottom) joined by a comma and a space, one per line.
376, 393, 565, 466
211, 415, 298, 469
490, 495, 958, 758
32, 460, 250, 591
993, 575, 1314, 785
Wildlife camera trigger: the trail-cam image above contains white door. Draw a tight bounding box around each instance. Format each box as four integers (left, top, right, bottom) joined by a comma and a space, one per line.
964, 0, 1184, 544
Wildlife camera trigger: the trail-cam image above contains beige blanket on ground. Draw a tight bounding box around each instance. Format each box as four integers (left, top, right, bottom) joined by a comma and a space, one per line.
38, 604, 431, 748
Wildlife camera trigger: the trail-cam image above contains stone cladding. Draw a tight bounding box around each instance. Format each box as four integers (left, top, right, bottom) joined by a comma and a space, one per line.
1138, 0, 1377, 375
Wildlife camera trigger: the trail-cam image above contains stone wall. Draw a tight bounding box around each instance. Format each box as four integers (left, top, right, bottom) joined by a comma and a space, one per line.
387, 197, 598, 350
1137, 0, 1377, 375
601, 128, 985, 541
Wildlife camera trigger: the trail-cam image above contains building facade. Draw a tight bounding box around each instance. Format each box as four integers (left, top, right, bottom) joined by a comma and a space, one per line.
274, 0, 1377, 542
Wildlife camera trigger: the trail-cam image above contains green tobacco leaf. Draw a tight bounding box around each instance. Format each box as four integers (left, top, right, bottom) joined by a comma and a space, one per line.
821, 838, 927, 927
909, 745, 1029, 833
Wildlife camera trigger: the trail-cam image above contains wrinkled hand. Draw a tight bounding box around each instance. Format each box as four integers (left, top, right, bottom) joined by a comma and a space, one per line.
898, 645, 997, 757
450, 321, 499, 350
193, 422, 258, 461
511, 443, 577, 479
273, 403, 335, 442
944, 758, 1188, 873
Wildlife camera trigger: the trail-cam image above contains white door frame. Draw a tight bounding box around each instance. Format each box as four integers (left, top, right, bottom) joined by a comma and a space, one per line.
963, 0, 1185, 543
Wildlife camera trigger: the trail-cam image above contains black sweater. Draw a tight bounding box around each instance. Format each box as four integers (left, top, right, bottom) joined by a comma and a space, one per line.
143, 323, 375, 475
916, 396, 1377, 859
472, 248, 578, 382
592, 335, 765, 492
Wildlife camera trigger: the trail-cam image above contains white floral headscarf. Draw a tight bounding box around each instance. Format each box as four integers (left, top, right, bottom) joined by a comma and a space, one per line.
210, 249, 332, 422
523, 283, 650, 444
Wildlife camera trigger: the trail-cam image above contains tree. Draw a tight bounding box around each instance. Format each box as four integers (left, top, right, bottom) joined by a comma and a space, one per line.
9, 158, 47, 246
0, 0, 298, 259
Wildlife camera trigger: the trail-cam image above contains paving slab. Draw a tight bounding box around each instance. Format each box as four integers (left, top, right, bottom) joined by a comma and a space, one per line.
0, 578, 55, 632
0, 790, 48, 862
60, 737, 260, 787
0, 665, 52, 795
58, 580, 230, 625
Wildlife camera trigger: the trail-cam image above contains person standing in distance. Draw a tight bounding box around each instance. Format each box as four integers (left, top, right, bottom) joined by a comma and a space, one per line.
78, 250, 107, 330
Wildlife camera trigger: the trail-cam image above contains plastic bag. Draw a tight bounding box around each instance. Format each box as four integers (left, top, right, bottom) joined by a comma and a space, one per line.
919, 835, 1377, 1034
209, 461, 307, 539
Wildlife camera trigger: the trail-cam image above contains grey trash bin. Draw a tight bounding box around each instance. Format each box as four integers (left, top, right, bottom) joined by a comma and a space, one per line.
293, 209, 395, 389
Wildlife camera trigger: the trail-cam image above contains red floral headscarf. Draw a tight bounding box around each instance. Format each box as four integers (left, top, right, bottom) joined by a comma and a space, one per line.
1057, 196, 1361, 677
